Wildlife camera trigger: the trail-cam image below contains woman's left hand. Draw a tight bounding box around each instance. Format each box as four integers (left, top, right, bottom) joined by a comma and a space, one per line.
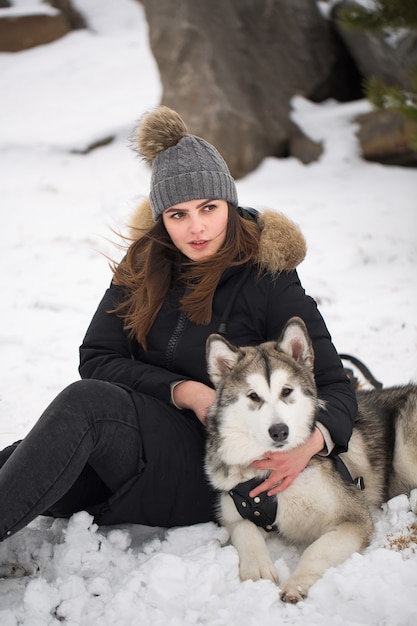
172, 380, 216, 425
249, 427, 325, 498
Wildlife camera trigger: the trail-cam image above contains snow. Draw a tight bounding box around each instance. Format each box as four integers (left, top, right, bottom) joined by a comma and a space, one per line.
0, 6, 58, 17
0, 0, 416, 624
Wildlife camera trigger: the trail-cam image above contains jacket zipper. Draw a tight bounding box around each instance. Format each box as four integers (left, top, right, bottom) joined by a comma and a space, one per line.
165, 310, 187, 371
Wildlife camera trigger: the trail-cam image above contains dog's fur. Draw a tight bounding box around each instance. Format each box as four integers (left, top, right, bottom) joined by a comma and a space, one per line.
205, 317, 417, 602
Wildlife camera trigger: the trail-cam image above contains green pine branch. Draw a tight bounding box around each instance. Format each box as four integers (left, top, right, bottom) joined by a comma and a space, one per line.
366, 74, 417, 117
339, 0, 417, 150
366, 75, 417, 148
339, 0, 417, 30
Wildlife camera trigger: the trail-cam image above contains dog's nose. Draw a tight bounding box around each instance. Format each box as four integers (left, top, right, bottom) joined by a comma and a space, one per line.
268, 423, 289, 443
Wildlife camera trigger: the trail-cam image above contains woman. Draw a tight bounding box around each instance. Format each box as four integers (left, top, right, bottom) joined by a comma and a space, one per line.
0, 106, 357, 540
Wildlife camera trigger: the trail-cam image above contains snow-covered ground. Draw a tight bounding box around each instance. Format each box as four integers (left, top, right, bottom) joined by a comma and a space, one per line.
0, 1, 416, 624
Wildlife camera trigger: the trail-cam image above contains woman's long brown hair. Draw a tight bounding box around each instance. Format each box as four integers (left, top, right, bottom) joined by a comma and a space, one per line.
111, 205, 260, 348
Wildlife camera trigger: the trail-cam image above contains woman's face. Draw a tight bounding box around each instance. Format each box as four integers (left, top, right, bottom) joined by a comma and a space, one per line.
162, 199, 229, 261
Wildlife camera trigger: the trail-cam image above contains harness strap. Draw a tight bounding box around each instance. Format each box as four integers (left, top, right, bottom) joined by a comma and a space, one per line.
229, 458, 365, 532
332, 454, 365, 490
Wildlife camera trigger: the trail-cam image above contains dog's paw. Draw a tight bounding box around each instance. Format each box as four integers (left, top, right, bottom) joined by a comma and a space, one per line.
280, 573, 315, 603
239, 557, 278, 584
280, 583, 307, 604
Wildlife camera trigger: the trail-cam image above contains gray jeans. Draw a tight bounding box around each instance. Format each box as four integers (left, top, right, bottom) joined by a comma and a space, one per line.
0, 379, 142, 541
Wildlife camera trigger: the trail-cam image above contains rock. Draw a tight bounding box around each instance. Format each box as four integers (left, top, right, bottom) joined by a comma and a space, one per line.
288, 122, 323, 164
332, 0, 417, 91
0, 7, 71, 52
143, 0, 361, 178
70, 136, 115, 155
356, 109, 417, 167
45, 0, 86, 30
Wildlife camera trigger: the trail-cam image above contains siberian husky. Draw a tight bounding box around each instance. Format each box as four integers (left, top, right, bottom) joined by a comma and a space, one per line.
205, 317, 417, 602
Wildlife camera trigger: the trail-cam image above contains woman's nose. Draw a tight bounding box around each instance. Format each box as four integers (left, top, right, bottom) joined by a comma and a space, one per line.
189, 217, 204, 234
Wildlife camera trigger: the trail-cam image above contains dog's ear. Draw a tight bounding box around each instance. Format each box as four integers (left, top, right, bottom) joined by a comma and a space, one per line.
278, 317, 314, 371
206, 334, 240, 386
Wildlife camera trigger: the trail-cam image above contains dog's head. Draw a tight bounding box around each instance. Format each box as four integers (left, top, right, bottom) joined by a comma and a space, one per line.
206, 317, 321, 465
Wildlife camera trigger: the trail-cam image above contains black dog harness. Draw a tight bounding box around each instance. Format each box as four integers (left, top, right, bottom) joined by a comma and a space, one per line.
229, 457, 364, 533
229, 477, 277, 532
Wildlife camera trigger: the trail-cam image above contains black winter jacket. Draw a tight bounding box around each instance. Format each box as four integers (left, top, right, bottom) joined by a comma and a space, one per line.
78, 202, 357, 527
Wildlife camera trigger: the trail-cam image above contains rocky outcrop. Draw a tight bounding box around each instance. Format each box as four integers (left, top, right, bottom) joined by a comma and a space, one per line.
0, 0, 85, 52
46, 0, 85, 30
0, 6, 71, 51
356, 109, 417, 167
331, 0, 417, 167
142, 0, 362, 178
2, 0, 414, 169
288, 122, 324, 165
332, 0, 417, 91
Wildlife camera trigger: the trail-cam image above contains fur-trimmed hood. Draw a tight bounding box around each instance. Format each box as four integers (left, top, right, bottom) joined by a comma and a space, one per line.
128, 198, 306, 272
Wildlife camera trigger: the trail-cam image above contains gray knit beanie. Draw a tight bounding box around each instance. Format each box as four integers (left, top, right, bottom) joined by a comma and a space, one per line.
134, 106, 238, 220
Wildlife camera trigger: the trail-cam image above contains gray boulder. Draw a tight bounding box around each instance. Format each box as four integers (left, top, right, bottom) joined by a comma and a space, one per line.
0, 8, 71, 51
332, 0, 417, 91
356, 109, 417, 167
143, 0, 361, 178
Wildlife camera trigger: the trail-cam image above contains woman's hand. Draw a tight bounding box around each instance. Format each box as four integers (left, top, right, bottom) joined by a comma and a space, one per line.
249, 427, 325, 498
172, 380, 216, 425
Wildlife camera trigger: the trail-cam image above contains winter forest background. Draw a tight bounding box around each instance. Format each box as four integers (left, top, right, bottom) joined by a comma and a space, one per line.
0, 1, 416, 625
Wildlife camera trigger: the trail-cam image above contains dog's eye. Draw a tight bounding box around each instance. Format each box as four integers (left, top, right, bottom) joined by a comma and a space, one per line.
281, 387, 293, 398
247, 391, 261, 403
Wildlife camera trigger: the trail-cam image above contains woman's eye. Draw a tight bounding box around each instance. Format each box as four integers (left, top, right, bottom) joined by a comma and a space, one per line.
171, 211, 184, 219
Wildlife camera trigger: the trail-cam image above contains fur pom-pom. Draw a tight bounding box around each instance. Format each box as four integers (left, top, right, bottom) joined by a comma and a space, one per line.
134, 106, 189, 163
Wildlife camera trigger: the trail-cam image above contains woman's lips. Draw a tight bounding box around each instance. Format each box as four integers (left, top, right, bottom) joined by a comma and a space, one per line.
189, 240, 209, 250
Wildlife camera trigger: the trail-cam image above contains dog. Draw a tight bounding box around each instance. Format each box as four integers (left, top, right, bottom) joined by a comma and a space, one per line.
205, 316, 417, 603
